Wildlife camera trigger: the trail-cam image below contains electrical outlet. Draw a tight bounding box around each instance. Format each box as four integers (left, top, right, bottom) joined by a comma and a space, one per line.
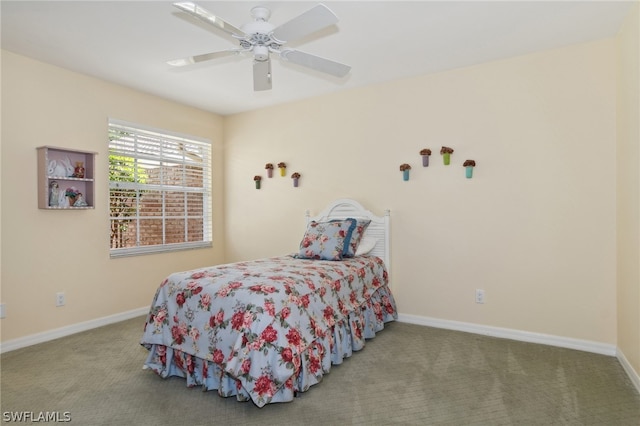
56, 292, 65, 307
0, 303, 5, 319
475, 289, 485, 304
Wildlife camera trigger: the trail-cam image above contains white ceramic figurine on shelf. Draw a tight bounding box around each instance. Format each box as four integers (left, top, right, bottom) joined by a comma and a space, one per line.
61, 157, 75, 177
49, 181, 60, 207
73, 193, 88, 207
48, 160, 67, 177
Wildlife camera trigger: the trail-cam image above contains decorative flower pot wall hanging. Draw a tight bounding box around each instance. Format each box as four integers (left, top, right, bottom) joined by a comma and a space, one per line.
463, 160, 476, 178
254, 175, 262, 189
399, 163, 411, 181
278, 162, 286, 177
265, 163, 274, 178
420, 149, 431, 167
440, 146, 454, 165
291, 172, 301, 187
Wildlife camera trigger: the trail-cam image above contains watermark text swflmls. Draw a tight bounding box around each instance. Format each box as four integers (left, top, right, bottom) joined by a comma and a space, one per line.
2, 411, 71, 422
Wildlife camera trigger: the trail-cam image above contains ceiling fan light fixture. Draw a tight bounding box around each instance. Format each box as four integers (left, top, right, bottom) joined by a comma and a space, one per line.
253, 45, 269, 62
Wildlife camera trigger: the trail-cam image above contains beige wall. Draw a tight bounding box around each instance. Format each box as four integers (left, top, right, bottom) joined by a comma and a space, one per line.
224, 39, 618, 345
0, 30, 632, 358
0, 51, 225, 341
617, 2, 640, 377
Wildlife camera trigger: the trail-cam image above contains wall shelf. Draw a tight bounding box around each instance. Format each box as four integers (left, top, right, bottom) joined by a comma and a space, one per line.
37, 146, 97, 210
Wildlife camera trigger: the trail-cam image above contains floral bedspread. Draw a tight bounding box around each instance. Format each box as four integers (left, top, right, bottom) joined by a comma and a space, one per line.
141, 254, 397, 407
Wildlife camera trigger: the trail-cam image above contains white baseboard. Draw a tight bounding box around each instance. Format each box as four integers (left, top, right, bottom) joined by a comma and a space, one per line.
0, 307, 148, 354
397, 313, 617, 356
397, 313, 640, 393
617, 347, 640, 394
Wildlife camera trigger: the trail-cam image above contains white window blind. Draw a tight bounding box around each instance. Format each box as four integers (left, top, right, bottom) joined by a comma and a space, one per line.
108, 119, 212, 257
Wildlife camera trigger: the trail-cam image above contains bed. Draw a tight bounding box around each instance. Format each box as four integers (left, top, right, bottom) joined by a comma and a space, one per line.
140, 199, 397, 407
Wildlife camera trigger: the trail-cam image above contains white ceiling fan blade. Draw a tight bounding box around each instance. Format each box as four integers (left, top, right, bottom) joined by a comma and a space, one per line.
253, 59, 272, 91
271, 4, 338, 43
280, 49, 351, 78
173, 2, 246, 37
167, 49, 241, 67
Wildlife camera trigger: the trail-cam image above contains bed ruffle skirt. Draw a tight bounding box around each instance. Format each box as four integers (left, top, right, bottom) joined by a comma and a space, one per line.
143, 286, 397, 406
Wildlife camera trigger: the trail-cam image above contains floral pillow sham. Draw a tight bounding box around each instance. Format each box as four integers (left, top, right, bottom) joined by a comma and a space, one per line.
296, 219, 357, 261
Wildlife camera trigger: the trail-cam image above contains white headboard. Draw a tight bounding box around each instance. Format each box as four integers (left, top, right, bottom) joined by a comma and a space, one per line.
306, 199, 391, 277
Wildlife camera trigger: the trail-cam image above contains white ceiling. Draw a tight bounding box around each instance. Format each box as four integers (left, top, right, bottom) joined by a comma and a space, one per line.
1, 1, 633, 116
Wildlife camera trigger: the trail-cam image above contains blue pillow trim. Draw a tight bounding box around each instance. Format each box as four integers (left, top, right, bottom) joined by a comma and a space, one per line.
343, 219, 371, 258
342, 218, 357, 256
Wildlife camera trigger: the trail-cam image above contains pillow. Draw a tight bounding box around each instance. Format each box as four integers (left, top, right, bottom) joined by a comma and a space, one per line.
297, 219, 356, 261
343, 219, 371, 257
355, 235, 376, 256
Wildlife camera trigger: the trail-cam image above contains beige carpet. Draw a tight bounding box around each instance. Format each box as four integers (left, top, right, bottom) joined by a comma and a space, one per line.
1, 317, 639, 425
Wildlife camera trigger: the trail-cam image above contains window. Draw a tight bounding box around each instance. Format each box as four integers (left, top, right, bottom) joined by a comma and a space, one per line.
108, 119, 212, 257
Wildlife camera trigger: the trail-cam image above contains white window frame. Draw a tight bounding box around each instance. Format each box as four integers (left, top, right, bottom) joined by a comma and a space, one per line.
108, 119, 212, 258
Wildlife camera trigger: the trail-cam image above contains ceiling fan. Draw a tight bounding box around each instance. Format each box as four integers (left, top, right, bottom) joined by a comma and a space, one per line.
168, 2, 351, 91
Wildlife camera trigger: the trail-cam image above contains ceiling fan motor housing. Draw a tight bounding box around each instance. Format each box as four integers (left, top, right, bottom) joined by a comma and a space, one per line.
241, 19, 279, 61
